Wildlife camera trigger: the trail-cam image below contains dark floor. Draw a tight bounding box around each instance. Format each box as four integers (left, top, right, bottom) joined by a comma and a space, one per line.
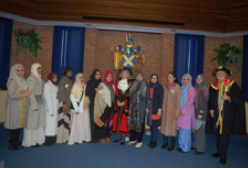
0, 127, 248, 168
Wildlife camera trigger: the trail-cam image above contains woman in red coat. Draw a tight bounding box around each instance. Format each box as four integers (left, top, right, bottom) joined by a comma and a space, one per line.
112, 67, 133, 145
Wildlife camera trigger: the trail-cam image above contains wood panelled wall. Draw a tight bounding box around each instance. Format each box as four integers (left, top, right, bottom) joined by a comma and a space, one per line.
1, 0, 248, 33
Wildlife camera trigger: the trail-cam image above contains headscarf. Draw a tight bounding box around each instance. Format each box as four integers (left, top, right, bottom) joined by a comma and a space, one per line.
129, 72, 147, 101
47, 72, 58, 85
71, 73, 85, 100
104, 70, 115, 89
62, 66, 73, 79
7, 64, 29, 91
194, 74, 206, 109
31, 63, 42, 81
149, 73, 160, 88
180, 74, 192, 109
90, 69, 102, 88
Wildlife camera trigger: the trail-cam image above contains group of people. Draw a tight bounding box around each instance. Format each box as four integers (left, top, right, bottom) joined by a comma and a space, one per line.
4, 63, 246, 165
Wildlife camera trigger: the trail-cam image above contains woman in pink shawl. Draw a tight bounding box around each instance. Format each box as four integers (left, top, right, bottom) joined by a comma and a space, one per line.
177, 74, 196, 153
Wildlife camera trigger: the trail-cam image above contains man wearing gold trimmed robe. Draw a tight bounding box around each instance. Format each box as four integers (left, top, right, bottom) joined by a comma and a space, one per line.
206, 66, 246, 165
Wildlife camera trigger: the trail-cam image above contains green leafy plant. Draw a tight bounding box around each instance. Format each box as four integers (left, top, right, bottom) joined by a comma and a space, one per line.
211, 43, 243, 70
13, 28, 42, 58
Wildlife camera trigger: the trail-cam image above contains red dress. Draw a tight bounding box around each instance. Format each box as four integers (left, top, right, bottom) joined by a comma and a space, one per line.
112, 80, 132, 135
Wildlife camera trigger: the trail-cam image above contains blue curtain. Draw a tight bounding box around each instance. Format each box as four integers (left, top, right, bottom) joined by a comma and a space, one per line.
174, 34, 205, 86
0, 17, 13, 89
52, 26, 85, 81
242, 35, 248, 101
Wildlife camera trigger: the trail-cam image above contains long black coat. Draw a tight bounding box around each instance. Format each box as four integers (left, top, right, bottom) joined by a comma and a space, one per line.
147, 85, 164, 126
85, 80, 99, 142
206, 81, 246, 135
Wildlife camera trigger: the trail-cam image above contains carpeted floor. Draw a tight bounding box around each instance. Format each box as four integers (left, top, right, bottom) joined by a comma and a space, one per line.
0, 127, 248, 168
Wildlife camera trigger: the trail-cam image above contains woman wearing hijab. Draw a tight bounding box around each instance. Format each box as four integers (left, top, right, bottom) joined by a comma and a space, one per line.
127, 72, 150, 148
5, 64, 33, 150
177, 74, 196, 153
160, 71, 180, 151
112, 67, 133, 145
23, 63, 46, 147
192, 74, 209, 155
56, 66, 73, 143
147, 74, 163, 149
93, 70, 115, 144
68, 73, 91, 145
43, 72, 59, 145
86, 69, 102, 143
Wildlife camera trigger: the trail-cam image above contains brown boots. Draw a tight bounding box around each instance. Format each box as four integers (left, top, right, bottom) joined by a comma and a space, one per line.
101, 138, 111, 144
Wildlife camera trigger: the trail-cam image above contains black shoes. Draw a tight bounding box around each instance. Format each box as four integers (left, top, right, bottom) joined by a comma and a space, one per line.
220, 158, 226, 164
148, 142, 157, 149
177, 147, 185, 153
167, 141, 175, 151
32, 144, 40, 148
191, 147, 196, 150
161, 140, 168, 149
194, 151, 205, 155
211, 152, 220, 158
120, 141, 125, 145
113, 138, 121, 143
8, 141, 23, 150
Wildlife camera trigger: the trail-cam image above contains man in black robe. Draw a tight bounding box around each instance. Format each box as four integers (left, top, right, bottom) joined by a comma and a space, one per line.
206, 66, 246, 164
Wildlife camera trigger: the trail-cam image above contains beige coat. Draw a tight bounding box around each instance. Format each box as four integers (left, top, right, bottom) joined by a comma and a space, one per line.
160, 83, 181, 137
5, 79, 29, 129
24, 74, 46, 130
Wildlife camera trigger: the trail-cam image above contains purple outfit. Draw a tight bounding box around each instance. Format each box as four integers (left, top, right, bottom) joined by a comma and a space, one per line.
177, 87, 196, 129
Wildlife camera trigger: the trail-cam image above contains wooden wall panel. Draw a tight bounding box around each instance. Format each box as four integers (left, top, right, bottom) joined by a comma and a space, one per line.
0, 0, 247, 33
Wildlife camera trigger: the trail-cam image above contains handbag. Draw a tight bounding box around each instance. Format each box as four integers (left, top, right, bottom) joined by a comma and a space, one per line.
70, 90, 84, 110
35, 81, 43, 104
35, 95, 43, 104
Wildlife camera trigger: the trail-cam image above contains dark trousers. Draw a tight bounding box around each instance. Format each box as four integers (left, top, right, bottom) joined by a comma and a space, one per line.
130, 130, 144, 143
150, 126, 158, 142
9, 129, 21, 147
216, 134, 230, 159
98, 128, 111, 139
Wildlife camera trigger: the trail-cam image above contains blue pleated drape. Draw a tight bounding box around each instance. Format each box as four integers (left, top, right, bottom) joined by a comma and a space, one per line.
52, 26, 85, 81
242, 35, 248, 101
173, 34, 205, 86
0, 17, 13, 89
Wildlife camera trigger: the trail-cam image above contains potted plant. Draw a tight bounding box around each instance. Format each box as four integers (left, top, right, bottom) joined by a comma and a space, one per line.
13, 28, 42, 58
211, 43, 243, 70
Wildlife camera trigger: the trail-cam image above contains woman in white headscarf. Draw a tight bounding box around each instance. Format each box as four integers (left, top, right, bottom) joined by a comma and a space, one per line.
22, 63, 46, 147
5, 64, 33, 150
68, 73, 91, 145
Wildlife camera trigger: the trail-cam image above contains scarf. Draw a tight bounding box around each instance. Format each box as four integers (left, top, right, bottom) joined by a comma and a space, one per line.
71, 73, 85, 100
194, 74, 206, 109
149, 73, 160, 88
167, 82, 174, 88
180, 74, 192, 109
7, 64, 29, 91
48, 72, 58, 85
104, 70, 114, 90
129, 72, 147, 101
90, 69, 102, 88
31, 63, 42, 81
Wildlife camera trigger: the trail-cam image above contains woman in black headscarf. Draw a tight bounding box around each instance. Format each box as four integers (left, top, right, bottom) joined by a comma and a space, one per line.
127, 72, 150, 148
57, 66, 74, 143
86, 69, 102, 142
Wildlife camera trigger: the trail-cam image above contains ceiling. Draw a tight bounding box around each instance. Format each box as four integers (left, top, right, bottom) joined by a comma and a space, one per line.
0, 0, 248, 33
